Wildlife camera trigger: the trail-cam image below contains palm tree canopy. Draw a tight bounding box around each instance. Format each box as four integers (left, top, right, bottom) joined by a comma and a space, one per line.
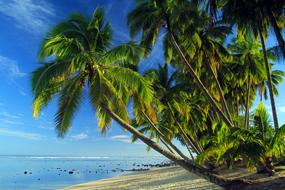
32, 7, 154, 137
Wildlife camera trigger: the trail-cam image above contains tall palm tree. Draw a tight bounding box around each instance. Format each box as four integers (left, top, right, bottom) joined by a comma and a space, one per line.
200, 0, 285, 57
172, 6, 233, 122
128, 0, 234, 128
228, 35, 265, 129
257, 69, 285, 102
31, 7, 177, 165
260, 0, 285, 58
142, 64, 205, 155
222, 0, 281, 131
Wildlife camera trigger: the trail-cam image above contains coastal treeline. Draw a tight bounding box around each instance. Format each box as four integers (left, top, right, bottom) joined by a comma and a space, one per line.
31, 0, 285, 189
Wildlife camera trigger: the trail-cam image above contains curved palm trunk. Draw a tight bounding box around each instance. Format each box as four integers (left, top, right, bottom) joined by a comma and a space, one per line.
167, 104, 201, 155
258, 21, 279, 131
160, 138, 175, 154
269, 11, 285, 58
169, 33, 234, 128
160, 9, 234, 128
141, 111, 192, 161
244, 72, 251, 129
205, 58, 233, 125
103, 106, 250, 188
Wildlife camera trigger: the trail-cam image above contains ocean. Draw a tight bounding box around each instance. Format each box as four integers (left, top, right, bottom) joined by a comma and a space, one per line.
0, 155, 168, 190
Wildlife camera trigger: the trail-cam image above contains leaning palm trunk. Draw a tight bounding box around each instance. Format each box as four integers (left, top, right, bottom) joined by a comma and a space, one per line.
167, 104, 201, 155
258, 20, 279, 131
169, 33, 234, 128
102, 106, 253, 188
160, 8, 234, 128
269, 11, 285, 58
141, 111, 192, 161
205, 57, 233, 125
244, 71, 251, 129
160, 138, 176, 154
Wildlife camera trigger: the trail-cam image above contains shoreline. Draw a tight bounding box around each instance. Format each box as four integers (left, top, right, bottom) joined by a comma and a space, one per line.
62, 166, 222, 190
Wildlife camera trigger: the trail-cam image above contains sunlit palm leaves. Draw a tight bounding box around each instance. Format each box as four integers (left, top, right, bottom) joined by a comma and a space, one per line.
32, 7, 153, 136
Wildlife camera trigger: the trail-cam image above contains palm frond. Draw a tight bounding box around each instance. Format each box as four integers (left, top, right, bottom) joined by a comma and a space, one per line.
55, 74, 85, 137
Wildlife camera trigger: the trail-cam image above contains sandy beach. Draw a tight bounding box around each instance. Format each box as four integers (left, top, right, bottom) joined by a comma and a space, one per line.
62, 166, 222, 190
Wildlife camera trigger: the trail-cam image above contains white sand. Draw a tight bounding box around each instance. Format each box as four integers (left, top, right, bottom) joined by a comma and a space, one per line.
62, 166, 223, 190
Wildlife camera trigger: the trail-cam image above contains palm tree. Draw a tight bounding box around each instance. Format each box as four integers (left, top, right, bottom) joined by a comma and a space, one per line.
142, 64, 205, 156
251, 103, 285, 174
31, 7, 239, 188
257, 69, 285, 102
128, 0, 234, 128
198, 0, 285, 58
260, 0, 285, 58
197, 103, 285, 174
173, 6, 233, 123
221, 0, 281, 131
31, 7, 179, 166
228, 35, 265, 129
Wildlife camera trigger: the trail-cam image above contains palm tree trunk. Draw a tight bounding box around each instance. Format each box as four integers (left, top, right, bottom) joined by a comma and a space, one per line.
141, 111, 192, 161
167, 104, 201, 155
160, 137, 176, 154
244, 71, 251, 129
161, 9, 234, 128
205, 57, 233, 125
269, 11, 285, 58
103, 106, 249, 188
168, 33, 234, 128
258, 21, 279, 131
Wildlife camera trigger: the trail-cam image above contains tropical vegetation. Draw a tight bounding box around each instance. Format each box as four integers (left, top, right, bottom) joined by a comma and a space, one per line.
31, 0, 285, 189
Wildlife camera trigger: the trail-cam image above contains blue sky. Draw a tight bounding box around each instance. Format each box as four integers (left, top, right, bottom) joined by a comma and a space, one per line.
0, 0, 283, 157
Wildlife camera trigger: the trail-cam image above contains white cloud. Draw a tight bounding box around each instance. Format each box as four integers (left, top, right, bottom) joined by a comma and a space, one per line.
279, 106, 285, 113
72, 133, 88, 140
0, 55, 27, 96
111, 135, 129, 139
0, 128, 43, 140
38, 125, 53, 131
0, 56, 26, 79
0, 111, 24, 125
111, 135, 143, 144
0, 111, 21, 119
0, 119, 23, 125
0, 0, 55, 34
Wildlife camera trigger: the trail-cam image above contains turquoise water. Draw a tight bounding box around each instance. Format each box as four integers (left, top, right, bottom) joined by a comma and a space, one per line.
0, 156, 167, 190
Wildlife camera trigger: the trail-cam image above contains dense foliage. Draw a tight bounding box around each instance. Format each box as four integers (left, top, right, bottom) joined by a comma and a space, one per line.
31, 0, 285, 187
